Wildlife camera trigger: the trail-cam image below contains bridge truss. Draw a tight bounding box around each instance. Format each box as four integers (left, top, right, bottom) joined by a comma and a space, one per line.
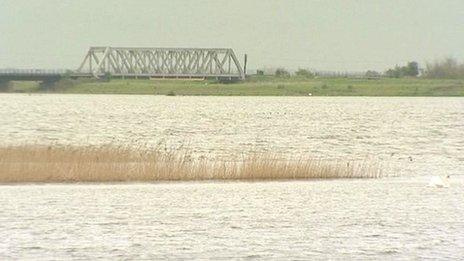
76, 47, 245, 80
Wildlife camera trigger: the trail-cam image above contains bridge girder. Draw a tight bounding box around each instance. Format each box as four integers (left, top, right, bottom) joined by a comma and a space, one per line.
76, 47, 245, 80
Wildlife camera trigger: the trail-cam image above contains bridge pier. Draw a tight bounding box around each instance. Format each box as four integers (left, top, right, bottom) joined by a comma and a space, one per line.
0, 80, 12, 92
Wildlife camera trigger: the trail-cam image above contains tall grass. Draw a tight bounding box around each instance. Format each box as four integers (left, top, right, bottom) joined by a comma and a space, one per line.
0, 145, 381, 183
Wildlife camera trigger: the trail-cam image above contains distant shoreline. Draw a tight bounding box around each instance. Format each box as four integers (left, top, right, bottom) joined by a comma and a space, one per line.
3, 76, 464, 96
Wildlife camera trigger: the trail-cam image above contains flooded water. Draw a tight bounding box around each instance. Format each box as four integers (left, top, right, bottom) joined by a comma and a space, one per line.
1, 94, 463, 259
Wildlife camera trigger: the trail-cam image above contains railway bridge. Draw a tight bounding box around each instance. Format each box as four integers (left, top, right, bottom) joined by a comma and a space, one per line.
77, 47, 245, 80
0, 47, 246, 90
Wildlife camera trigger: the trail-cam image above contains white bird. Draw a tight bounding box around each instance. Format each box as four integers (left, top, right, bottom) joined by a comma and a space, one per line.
428, 175, 450, 188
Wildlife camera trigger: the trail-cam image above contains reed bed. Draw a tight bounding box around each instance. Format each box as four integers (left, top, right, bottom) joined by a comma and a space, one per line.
0, 145, 382, 183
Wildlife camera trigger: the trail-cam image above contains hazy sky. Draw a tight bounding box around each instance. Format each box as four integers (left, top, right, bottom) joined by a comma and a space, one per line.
1, 0, 463, 71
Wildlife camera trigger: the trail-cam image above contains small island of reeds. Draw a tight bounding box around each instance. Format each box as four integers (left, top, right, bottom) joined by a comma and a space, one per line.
0, 145, 382, 183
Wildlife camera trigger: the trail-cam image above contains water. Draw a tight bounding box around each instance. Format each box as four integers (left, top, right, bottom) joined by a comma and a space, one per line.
1, 94, 463, 176
1, 94, 463, 259
1, 180, 463, 259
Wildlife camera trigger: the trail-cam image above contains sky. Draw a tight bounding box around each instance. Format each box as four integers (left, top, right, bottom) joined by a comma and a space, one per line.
0, 0, 463, 72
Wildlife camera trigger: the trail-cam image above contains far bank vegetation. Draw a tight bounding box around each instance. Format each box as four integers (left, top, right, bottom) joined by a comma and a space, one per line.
261, 57, 464, 79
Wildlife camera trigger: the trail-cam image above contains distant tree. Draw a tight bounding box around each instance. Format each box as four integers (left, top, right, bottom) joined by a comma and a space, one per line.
385, 61, 419, 78
405, 61, 419, 77
424, 57, 464, 79
295, 68, 314, 78
275, 68, 290, 77
365, 70, 381, 78
385, 67, 401, 78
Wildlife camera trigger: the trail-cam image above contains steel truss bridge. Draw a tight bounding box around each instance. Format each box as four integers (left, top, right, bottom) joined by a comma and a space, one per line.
0, 47, 245, 88
76, 47, 245, 80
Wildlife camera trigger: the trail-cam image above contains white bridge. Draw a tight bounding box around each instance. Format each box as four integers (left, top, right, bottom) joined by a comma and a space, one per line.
76, 47, 245, 80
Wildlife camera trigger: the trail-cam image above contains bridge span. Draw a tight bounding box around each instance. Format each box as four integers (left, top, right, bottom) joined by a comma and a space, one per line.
76, 47, 245, 80
0, 69, 66, 81
0, 46, 245, 89
0, 69, 68, 90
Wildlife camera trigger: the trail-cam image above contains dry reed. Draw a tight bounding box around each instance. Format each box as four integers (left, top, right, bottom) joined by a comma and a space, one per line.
0, 145, 381, 183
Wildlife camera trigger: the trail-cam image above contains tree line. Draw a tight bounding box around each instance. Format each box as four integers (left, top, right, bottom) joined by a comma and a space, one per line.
265, 57, 464, 79
384, 58, 464, 79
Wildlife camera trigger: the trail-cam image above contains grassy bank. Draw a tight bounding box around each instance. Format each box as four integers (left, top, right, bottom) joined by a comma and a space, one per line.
7, 76, 464, 96
0, 146, 380, 183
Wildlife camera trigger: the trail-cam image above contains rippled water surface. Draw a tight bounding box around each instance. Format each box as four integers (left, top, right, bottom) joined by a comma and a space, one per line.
1, 180, 464, 260
1, 94, 463, 176
1, 94, 463, 259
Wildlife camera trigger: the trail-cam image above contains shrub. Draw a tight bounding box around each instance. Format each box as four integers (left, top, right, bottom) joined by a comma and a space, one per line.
295, 68, 314, 78
365, 70, 381, 78
385, 61, 419, 78
275, 68, 290, 77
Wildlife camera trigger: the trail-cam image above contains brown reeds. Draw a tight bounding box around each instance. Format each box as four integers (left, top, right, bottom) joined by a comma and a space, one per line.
0, 145, 381, 183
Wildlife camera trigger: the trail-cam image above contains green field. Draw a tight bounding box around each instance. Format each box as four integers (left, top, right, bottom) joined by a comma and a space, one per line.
6, 76, 464, 96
